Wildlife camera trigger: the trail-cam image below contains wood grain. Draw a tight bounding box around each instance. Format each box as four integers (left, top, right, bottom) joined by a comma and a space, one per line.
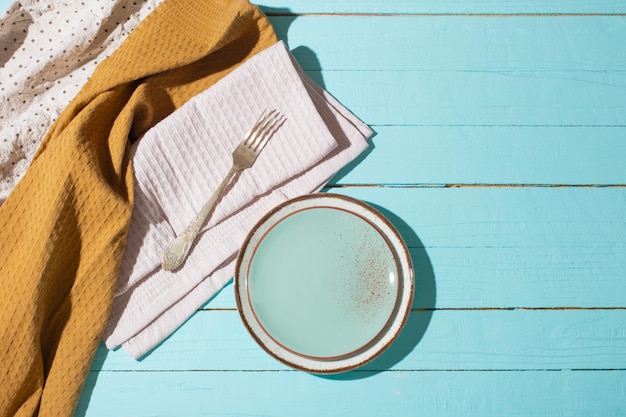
77, 368, 626, 417
272, 16, 626, 71
91, 308, 626, 372
328, 126, 626, 185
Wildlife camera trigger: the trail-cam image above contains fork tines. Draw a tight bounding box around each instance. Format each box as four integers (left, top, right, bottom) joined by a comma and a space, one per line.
245, 109, 287, 152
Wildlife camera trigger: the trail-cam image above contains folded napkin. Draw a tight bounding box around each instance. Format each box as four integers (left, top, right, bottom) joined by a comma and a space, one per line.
103, 41, 372, 358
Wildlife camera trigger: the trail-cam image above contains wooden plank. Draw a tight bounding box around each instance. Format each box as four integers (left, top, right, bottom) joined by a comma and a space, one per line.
3, 0, 626, 16
344, 187, 626, 307
92, 187, 626, 314
76, 368, 626, 417
327, 126, 626, 186
260, 1, 626, 15
100, 187, 626, 312
313, 69, 626, 127
92, 309, 626, 372
329, 187, 626, 248
269, 16, 626, 71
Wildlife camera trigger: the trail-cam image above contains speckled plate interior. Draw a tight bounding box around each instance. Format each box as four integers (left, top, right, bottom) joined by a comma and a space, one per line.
235, 193, 414, 374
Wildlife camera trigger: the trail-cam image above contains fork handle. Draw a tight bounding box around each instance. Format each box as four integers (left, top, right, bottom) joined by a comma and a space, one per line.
161, 166, 238, 271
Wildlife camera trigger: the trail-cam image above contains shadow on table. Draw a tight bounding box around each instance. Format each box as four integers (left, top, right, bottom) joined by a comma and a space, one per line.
319, 204, 436, 380
264, 6, 327, 90
74, 344, 109, 417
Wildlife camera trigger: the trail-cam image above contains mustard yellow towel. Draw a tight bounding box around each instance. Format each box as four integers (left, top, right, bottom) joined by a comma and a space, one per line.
0, 0, 276, 415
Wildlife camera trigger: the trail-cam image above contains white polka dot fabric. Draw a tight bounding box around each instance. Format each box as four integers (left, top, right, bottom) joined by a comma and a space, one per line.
0, 0, 162, 204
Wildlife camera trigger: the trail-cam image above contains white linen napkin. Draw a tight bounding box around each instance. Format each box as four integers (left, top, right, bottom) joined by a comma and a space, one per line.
103, 41, 372, 358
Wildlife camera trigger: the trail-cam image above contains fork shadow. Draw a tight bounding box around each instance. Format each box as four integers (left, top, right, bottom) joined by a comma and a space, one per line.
317, 203, 436, 380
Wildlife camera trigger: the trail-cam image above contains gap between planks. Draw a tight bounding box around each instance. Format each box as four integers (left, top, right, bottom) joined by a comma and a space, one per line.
325, 184, 626, 189
264, 12, 626, 17
93, 368, 626, 373
200, 307, 626, 311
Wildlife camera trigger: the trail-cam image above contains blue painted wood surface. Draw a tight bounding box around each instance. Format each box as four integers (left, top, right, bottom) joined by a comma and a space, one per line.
2, 0, 625, 415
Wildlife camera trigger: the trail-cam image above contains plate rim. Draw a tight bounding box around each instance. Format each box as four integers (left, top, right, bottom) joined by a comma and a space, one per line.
234, 193, 414, 374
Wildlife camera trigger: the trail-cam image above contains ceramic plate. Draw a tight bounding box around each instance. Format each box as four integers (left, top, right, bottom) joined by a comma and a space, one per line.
235, 193, 414, 373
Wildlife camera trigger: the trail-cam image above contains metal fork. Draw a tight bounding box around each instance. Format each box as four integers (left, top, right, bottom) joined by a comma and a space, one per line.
161, 109, 286, 271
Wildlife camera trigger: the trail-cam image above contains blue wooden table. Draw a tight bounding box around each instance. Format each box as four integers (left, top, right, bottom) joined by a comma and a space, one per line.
4, 0, 626, 415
